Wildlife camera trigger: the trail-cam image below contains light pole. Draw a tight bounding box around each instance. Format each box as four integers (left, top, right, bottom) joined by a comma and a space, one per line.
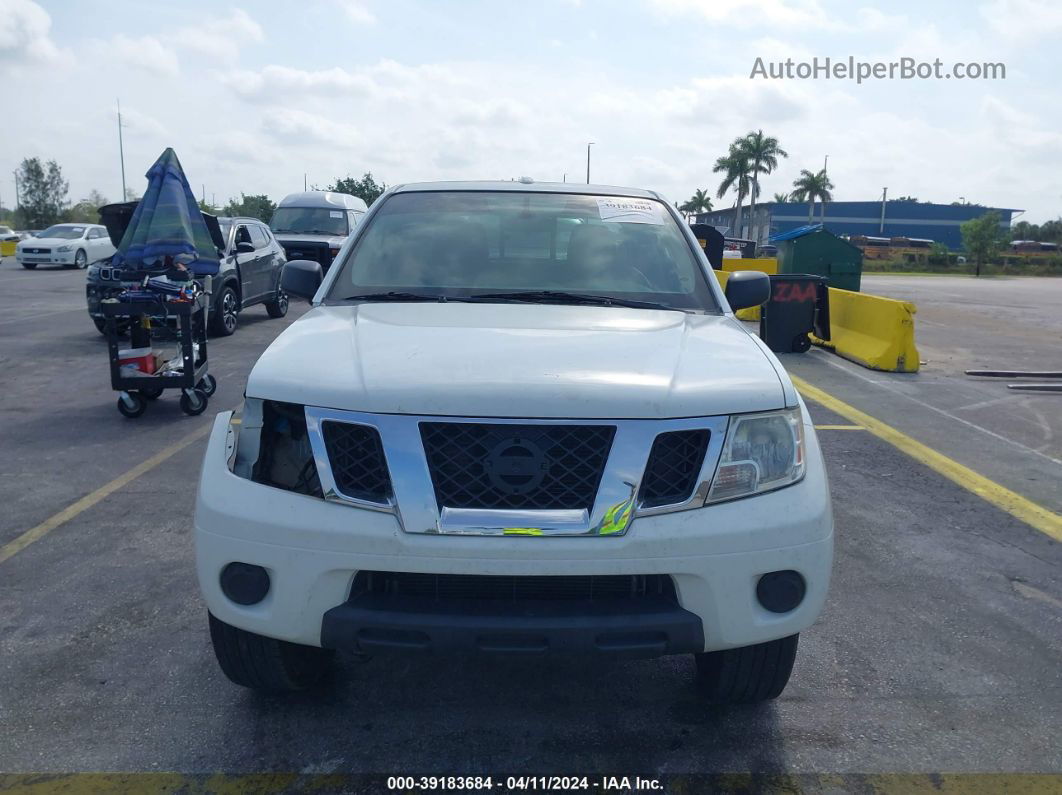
117, 98, 127, 202
586, 142, 594, 184
879, 187, 887, 234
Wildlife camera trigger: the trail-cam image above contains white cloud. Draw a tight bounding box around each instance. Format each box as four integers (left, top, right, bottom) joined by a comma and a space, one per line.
338, 0, 376, 24
221, 65, 374, 98
95, 34, 179, 77
261, 109, 359, 148
0, 0, 63, 63
648, 0, 904, 32
981, 0, 1062, 40
168, 8, 264, 62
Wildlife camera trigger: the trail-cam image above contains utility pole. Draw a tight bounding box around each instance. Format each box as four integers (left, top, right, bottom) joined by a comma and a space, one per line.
304, 173, 307, 191
563, 173, 567, 183
12, 170, 19, 211
586, 142, 594, 184
879, 187, 887, 233
117, 99, 127, 201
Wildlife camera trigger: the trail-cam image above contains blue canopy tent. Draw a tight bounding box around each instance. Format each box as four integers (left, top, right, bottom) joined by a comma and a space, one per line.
110, 148, 221, 275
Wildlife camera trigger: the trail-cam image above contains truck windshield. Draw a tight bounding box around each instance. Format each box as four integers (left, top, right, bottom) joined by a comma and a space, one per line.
271, 208, 348, 236
326, 191, 718, 312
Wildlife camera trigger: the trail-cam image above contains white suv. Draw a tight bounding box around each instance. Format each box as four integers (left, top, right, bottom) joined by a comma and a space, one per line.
195, 182, 833, 703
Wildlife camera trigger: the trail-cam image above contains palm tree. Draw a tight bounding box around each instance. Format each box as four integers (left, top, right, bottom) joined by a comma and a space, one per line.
790, 169, 834, 224
773, 192, 790, 203
713, 144, 755, 237
741, 130, 788, 223
679, 188, 712, 218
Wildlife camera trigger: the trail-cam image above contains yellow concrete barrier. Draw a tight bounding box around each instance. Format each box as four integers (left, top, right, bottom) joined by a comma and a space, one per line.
811, 287, 920, 373
0, 240, 16, 257
723, 259, 777, 321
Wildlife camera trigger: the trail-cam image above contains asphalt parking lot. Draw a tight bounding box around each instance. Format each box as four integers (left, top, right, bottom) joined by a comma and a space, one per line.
0, 260, 1059, 786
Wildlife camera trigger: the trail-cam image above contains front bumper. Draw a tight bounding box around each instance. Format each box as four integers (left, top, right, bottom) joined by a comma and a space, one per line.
18, 250, 76, 266
196, 412, 834, 654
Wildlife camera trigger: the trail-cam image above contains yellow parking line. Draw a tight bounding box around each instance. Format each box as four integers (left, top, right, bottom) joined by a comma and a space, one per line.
792, 374, 1062, 542
0, 423, 213, 566
814, 424, 865, 430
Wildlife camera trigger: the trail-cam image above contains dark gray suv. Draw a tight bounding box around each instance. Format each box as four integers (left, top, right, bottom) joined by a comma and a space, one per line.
86, 215, 288, 337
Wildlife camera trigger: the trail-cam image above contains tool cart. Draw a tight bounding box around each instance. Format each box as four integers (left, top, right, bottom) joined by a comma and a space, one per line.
102, 279, 217, 418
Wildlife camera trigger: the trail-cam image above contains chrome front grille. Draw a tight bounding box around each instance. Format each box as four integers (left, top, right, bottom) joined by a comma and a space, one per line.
303, 407, 728, 536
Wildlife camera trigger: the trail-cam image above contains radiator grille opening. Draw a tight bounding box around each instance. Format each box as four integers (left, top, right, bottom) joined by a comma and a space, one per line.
638, 429, 710, 508
420, 423, 615, 511
352, 572, 677, 603
322, 421, 392, 503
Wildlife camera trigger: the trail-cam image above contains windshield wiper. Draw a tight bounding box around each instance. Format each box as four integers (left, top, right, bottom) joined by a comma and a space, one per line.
338, 291, 462, 303
472, 290, 679, 311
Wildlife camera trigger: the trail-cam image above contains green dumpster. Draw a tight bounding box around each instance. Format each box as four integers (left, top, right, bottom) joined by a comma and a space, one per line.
771, 224, 863, 292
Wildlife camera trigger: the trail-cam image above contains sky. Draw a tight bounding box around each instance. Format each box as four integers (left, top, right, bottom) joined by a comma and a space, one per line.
3, 0, 1061, 222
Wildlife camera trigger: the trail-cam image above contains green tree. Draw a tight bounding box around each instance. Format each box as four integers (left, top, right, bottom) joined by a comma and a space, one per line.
223, 193, 277, 223
960, 211, 1006, 276
125, 186, 141, 202
790, 169, 834, 223
772, 192, 790, 203
713, 144, 755, 237
328, 172, 386, 205
679, 188, 712, 218
197, 198, 219, 214
64, 189, 109, 223
740, 129, 787, 222
14, 157, 69, 228
1010, 220, 1039, 240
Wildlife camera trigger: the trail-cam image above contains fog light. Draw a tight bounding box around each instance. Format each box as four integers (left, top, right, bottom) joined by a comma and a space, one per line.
756, 570, 805, 614
220, 562, 270, 605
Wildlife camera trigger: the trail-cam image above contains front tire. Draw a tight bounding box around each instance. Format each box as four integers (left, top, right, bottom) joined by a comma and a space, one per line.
74, 249, 88, 269
208, 612, 334, 692
209, 284, 239, 337
694, 634, 799, 704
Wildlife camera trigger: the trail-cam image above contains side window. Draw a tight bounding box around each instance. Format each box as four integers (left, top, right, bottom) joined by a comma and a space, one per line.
249, 225, 269, 249
348, 211, 362, 229
235, 225, 253, 248
87, 229, 99, 239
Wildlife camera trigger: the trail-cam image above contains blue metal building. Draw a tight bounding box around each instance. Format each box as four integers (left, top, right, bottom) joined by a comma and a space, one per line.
694, 201, 1019, 250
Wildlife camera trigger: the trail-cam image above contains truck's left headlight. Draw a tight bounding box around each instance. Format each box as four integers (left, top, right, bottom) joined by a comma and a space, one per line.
706, 408, 806, 503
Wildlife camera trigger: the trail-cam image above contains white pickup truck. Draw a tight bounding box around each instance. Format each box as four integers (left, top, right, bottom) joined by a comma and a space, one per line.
195, 181, 833, 703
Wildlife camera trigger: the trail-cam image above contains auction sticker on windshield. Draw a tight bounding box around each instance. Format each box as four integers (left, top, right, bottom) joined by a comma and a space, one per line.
597, 198, 664, 224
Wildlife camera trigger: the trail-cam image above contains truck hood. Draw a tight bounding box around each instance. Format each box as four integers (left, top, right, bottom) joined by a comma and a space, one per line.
247, 303, 787, 419
273, 232, 347, 247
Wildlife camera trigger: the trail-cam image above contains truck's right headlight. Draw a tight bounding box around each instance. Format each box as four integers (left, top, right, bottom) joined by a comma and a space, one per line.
706, 408, 806, 503
230, 398, 322, 497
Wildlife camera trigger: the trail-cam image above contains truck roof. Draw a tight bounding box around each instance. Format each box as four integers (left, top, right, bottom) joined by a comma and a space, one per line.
276, 191, 368, 211
391, 180, 663, 200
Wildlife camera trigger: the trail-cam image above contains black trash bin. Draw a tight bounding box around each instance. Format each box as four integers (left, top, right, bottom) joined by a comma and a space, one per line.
759, 274, 831, 353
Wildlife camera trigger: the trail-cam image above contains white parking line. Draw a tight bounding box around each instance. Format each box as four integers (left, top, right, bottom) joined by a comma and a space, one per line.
811, 350, 1062, 468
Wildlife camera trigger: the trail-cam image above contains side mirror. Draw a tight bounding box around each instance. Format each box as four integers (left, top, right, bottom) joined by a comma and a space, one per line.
281, 259, 323, 299
724, 270, 771, 311
235, 241, 255, 254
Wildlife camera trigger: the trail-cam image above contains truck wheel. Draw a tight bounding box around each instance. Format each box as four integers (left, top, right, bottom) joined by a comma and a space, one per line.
694, 634, 799, 704
792, 334, 812, 353
208, 612, 334, 692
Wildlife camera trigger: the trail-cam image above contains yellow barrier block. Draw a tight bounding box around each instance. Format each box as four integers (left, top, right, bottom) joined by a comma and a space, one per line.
0, 241, 16, 257
722, 257, 778, 275
811, 287, 920, 373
